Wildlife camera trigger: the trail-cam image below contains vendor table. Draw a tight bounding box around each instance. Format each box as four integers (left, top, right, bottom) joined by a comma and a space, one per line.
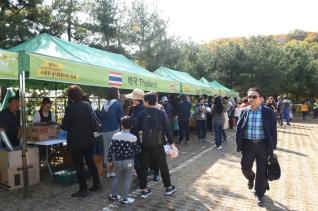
27, 139, 67, 178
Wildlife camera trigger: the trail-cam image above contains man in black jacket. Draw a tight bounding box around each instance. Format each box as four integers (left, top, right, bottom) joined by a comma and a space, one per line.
236, 87, 277, 206
61, 85, 100, 197
0, 96, 20, 148
133, 92, 176, 198
176, 94, 192, 144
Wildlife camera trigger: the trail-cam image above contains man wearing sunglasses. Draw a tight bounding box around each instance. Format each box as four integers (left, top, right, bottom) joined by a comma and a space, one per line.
236, 87, 277, 206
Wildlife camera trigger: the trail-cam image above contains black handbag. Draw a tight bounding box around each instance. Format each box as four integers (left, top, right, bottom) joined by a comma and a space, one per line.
267, 153, 281, 181
91, 109, 103, 133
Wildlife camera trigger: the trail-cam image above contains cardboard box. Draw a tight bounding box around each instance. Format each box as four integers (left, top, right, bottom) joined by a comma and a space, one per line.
0, 147, 39, 169
25, 126, 58, 141
0, 162, 40, 190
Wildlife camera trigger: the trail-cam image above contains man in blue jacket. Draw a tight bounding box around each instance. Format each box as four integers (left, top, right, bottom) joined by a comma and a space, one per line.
236, 87, 277, 206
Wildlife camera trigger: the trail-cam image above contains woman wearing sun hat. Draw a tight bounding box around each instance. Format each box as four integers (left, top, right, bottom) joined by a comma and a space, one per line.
126, 88, 145, 181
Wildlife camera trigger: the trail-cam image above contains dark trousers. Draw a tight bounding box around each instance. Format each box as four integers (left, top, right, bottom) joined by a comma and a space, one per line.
302, 111, 307, 120
178, 119, 190, 143
149, 157, 159, 176
196, 120, 207, 140
314, 109, 318, 118
229, 116, 234, 129
214, 124, 223, 147
134, 154, 142, 179
70, 147, 100, 191
277, 112, 283, 125
207, 113, 213, 132
140, 146, 171, 189
241, 141, 268, 197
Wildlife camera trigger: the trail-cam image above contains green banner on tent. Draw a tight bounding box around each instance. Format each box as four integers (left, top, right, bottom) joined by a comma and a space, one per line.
0, 50, 19, 80
181, 83, 201, 95
28, 53, 180, 93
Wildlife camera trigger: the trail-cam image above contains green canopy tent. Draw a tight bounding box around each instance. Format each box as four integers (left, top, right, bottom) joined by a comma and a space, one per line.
0, 49, 29, 196
154, 66, 218, 96
9, 33, 180, 93
209, 80, 239, 98
199, 77, 221, 96
0, 49, 19, 87
2, 34, 181, 195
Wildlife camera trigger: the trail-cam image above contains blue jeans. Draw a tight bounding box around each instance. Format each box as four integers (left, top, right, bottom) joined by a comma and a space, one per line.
196, 120, 207, 140
214, 124, 223, 147
283, 109, 290, 124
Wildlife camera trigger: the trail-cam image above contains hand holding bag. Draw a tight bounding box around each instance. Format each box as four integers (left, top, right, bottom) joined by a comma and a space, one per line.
267, 153, 281, 181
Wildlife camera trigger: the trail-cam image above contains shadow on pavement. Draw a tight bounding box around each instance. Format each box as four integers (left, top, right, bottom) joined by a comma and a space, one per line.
276, 147, 308, 157
264, 195, 291, 211
277, 130, 309, 136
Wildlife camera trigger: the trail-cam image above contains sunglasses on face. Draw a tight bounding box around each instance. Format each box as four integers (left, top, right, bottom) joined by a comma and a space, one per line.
247, 95, 259, 99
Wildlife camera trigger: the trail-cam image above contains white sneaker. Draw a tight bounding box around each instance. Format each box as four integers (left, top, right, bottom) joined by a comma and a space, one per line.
106, 173, 111, 178
110, 172, 116, 177
217, 146, 223, 150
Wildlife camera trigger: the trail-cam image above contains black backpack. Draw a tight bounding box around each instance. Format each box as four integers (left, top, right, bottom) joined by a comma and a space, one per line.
141, 109, 162, 148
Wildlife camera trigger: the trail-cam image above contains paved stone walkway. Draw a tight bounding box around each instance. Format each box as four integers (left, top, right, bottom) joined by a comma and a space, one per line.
0, 115, 317, 210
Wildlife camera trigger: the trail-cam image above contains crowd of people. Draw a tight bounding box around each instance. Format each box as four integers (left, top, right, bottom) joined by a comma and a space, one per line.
0, 85, 317, 206
58, 85, 246, 203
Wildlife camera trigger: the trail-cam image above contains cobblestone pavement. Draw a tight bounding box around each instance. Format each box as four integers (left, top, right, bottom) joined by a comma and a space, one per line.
1, 115, 317, 211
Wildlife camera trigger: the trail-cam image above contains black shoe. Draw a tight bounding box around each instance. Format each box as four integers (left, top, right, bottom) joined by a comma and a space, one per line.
109, 194, 122, 201
165, 186, 176, 195
248, 179, 254, 190
88, 183, 102, 191
71, 190, 89, 198
140, 189, 152, 198
256, 195, 264, 206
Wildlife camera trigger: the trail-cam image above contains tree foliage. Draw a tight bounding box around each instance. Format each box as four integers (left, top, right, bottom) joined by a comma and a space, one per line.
1, 0, 318, 98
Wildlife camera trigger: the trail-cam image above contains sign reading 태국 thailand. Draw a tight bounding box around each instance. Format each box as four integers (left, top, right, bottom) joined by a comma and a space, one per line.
127, 76, 158, 88
37, 61, 80, 81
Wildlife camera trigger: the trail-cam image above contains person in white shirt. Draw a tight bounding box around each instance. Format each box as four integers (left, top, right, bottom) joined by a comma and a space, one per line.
33, 97, 56, 125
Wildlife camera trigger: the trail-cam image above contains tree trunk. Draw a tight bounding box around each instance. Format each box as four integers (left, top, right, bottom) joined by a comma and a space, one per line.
67, 0, 73, 41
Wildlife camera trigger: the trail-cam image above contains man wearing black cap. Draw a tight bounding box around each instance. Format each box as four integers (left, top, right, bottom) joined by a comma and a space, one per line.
0, 96, 20, 147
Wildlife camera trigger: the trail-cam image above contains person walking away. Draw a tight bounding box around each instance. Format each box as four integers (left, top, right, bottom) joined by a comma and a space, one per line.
212, 97, 225, 150
195, 97, 208, 142
206, 96, 213, 132
301, 100, 309, 121
236, 87, 277, 206
283, 97, 291, 125
177, 94, 192, 144
100, 87, 124, 177
161, 96, 174, 132
276, 96, 283, 125
108, 116, 141, 204
132, 92, 176, 198
313, 99, 318, 118
61, 85, 100, 197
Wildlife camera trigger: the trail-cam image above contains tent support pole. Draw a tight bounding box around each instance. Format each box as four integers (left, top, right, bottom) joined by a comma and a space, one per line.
19, 70, 29, 198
